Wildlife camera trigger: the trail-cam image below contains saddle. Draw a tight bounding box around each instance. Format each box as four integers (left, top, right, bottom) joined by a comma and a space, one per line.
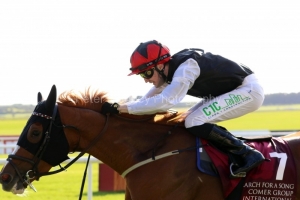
196, 136, 297, 199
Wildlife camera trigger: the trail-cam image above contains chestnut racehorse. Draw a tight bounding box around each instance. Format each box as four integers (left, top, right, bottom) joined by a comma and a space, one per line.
0, 85, 299, 199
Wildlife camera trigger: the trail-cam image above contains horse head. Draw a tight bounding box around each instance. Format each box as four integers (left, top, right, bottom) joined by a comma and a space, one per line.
0, 85, 69, 194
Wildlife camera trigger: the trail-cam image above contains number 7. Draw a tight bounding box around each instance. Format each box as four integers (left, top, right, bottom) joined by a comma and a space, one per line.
269, 152, 287, 180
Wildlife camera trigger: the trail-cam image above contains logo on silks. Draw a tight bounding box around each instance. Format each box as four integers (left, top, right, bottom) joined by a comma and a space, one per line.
201, 92, 253, 120
201, 137, 297, 199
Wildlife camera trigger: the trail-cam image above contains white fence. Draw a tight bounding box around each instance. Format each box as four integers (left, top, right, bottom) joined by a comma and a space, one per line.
0, 136, 19, 154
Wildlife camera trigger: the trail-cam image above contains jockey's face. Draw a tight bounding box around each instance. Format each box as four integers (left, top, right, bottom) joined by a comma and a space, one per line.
142, 64, 167, 88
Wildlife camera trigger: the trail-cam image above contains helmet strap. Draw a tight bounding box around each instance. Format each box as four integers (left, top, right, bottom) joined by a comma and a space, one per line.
154, 63, 167, 82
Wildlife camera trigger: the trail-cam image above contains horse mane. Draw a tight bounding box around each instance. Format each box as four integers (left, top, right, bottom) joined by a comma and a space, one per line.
57, 88, 109, 112
57, 88, 186, 126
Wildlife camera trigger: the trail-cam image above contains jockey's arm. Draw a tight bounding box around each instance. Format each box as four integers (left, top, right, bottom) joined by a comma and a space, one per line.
120, 59, 200, 115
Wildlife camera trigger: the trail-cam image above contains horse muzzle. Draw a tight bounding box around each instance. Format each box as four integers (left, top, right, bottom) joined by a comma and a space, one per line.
0, 171, 26, 194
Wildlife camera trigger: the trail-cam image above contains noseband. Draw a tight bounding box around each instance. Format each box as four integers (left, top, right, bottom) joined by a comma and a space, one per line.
6, 104, 109, 192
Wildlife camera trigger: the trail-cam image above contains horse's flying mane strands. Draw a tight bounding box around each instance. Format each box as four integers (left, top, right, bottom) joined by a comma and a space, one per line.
57, 88, 109, 112
57, 88, 185, 124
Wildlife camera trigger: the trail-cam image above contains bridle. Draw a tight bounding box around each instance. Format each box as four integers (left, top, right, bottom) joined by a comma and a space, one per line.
6, 104, 110, 193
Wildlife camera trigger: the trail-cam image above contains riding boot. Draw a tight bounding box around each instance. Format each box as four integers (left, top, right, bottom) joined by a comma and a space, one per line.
187, 124, 265, 178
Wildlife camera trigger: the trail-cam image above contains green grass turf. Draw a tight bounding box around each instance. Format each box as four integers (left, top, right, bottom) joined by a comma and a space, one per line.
0, 120, 27, 135
217, 110, 300, 131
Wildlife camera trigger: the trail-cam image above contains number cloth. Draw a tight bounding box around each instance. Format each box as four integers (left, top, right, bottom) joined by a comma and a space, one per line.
202, 137, 297, 199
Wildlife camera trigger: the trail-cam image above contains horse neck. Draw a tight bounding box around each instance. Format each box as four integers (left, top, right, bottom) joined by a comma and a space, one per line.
58, 105, 107, 157
98, 115, 188, 174
58, 105, 190, 174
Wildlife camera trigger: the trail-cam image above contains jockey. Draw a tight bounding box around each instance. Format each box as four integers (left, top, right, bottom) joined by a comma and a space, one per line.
102, 40, 265, 178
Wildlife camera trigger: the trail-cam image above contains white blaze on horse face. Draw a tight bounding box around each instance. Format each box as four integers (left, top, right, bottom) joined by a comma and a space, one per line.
11, 184, 25, 195
3, 145, 26, 195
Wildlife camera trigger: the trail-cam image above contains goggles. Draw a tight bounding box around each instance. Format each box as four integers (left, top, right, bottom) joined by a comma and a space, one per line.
139, 68, 155, 79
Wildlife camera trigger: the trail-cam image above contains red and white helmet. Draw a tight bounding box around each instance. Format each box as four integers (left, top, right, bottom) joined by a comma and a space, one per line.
128, 40, 171, 76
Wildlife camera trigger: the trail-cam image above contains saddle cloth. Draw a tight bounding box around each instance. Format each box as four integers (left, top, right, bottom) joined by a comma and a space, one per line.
196, 137, 297, 199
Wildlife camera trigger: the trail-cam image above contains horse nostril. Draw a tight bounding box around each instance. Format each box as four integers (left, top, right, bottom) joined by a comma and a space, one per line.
1, 174, 12, 183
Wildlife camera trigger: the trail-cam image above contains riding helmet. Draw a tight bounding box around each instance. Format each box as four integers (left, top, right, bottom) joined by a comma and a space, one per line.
128, 40, 171, 76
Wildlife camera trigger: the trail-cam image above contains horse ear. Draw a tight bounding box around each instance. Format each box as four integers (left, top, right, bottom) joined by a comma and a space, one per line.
37, 92, 43, 103
45, 85, 57, 112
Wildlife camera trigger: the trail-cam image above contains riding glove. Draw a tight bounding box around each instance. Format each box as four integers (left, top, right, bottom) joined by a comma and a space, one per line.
101, 102, 120, 115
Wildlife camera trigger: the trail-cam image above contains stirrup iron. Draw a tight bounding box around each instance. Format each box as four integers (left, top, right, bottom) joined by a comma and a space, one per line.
229, 163, 246, 178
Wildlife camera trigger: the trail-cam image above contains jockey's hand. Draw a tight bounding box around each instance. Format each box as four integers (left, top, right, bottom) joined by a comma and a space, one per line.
101, 102, 119, 115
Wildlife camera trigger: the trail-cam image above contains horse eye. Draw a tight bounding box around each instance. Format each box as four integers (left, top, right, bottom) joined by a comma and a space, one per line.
27, 125, 43, 143
31, 130, 41, 137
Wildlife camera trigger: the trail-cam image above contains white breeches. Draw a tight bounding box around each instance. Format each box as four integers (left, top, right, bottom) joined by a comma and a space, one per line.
185, 74, 264, 128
